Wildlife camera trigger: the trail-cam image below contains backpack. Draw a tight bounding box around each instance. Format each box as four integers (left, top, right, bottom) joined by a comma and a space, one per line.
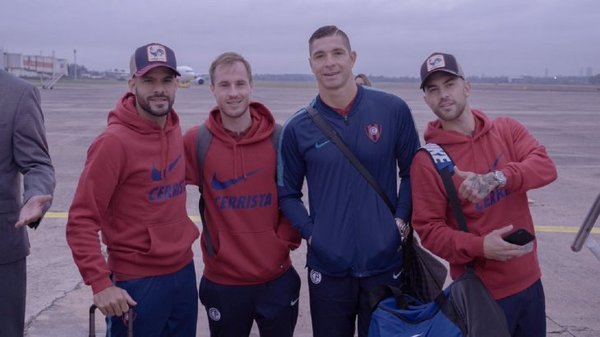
194, 122, 282, 256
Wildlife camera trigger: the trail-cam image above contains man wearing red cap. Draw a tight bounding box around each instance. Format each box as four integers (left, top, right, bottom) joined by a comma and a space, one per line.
411, 52, 557, 337
66, 43, 199, 336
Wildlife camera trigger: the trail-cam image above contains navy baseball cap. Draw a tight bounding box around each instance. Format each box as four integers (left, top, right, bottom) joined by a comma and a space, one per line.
129, 43, 180, 78
420, 52, 464, 89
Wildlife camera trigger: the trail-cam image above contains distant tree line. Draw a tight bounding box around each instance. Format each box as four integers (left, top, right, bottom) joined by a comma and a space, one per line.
63, 64, 600, 86
590, 74, 600, 85
253, 73, 600, 86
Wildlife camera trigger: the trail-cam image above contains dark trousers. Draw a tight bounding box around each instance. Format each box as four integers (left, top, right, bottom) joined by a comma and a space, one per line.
0, 258, 26, 337
199, 267, 301, 337
107, 262, 198, 337
497, 279, 546, 337
307, 267, 403, 337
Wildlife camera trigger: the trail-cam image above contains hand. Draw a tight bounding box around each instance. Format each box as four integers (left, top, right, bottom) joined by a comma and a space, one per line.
483, 225, 529, 261
93, 286, 137, 317
15, 195, 52, 228
395, 218, 410, 243
455, 166, 499, 203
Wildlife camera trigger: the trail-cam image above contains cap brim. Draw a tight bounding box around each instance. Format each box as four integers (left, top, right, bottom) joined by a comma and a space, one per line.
133, 64, 181, 78
420, 70, 463, 89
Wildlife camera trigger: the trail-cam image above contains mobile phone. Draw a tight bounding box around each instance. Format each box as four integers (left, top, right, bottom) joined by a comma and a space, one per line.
502, 228, 535, 246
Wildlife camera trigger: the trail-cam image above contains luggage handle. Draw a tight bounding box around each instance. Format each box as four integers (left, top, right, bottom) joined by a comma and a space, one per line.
89, 304, 134, 337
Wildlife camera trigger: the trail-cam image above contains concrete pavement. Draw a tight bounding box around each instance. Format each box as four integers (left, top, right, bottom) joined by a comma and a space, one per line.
21, 81, 600, 336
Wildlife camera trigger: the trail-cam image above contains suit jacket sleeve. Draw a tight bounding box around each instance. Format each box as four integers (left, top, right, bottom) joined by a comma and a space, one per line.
13, 84, 56, 204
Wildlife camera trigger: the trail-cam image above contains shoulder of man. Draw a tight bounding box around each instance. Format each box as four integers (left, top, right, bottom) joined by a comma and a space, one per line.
0, 70, 35, 92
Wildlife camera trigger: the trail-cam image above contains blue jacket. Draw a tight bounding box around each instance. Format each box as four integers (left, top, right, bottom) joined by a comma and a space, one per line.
277, 85, 420, 277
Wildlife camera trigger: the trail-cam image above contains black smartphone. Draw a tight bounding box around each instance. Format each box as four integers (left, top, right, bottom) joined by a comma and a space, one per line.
503, 228, 535, 246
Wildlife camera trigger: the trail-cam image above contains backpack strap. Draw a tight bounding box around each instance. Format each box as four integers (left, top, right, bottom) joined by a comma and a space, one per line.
194, 122, 282, 257
196, 123, 216, 256
196, 123, 212, 192
272, 123, 282, 148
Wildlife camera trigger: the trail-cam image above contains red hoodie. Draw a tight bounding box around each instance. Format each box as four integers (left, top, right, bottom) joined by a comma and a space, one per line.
66, 93, 199, 294
411, 109, 557, 299
184, 102, 300, 286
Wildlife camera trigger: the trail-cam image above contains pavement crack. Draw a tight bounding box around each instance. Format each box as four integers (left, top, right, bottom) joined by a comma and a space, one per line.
24, 281, 85, 335
546, 315, 577, 336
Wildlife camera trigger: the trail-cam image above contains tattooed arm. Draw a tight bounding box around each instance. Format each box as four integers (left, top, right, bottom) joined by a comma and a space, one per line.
454, 166, 503, 203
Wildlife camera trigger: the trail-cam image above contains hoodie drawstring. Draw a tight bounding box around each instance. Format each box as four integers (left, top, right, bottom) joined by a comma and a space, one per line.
231, 143, 248, 178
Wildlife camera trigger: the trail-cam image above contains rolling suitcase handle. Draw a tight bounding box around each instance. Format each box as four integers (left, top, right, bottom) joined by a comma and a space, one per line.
89, 304, 134, 337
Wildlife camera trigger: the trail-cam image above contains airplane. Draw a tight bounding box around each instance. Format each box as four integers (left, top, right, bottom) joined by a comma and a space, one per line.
176, 65, 208, 87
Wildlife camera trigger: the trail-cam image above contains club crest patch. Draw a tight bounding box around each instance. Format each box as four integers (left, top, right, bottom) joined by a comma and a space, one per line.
208, 307, 221, 321
310, 270, 322, 284
365, 124, 382, 143
146, 44, 167, 62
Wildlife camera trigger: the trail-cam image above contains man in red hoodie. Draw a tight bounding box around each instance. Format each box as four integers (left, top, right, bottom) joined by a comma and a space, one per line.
66, 43, 200, 337
410, 52, 557, 337
184, 52, 301, 337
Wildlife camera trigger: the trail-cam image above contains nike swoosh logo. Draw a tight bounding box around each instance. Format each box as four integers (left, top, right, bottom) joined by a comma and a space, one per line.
211, 169, 261, 190
150, 154, 183, 181
392, 271, 402, 279
315, 139, 331, 149
290, 297, 299, 306
168, 154, 181, 172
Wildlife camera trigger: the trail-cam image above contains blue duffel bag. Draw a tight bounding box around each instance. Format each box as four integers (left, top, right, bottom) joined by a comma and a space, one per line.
368, 269, 510, 337
368, 288, 464, 337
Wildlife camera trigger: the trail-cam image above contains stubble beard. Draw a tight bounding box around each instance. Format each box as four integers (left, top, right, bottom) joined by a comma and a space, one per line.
436, 99, 466, 122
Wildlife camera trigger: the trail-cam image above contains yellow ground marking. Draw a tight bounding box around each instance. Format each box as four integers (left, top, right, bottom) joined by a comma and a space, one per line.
45, 212, 599, 233
46, 211, 202, 223
535, 225, 600, 234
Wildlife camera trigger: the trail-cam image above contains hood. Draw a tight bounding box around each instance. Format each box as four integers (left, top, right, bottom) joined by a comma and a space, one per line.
205, 101, 275, 145
424, 109, 492, 145
204, 101, 276, 178
107, 92, 180, 135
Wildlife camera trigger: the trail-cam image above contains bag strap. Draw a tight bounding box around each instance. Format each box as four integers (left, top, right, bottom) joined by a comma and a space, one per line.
421, 143, 476, 270
368, 284, 409, 310
305, 105, 395, 214
420, 143, 469, 233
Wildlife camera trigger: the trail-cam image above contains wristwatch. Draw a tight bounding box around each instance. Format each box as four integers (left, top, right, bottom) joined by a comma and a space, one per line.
493, 170, 507, 187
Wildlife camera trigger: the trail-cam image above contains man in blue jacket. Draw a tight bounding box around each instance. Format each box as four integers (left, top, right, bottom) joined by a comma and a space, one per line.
277, 25, 420, 337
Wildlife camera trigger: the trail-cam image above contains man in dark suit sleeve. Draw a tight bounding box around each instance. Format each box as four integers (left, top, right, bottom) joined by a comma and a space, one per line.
0, 69, 55, 337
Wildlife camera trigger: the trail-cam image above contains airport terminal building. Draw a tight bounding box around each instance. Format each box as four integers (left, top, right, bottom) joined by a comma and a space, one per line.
1, 47, 68, 88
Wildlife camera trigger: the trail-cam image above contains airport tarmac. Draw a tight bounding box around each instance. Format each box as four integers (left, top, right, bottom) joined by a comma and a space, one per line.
19, 80, 600, 336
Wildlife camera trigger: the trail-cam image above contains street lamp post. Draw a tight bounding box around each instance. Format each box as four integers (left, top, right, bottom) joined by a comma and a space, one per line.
73, 49, 77, 80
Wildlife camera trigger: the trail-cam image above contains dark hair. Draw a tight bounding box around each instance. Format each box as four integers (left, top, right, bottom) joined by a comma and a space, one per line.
355, 73, 372, 87
308, 25, 352, 53
209, 52, 252, 85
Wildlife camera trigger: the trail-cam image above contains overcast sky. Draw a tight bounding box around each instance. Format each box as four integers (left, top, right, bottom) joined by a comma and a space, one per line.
2, 0, 599, 78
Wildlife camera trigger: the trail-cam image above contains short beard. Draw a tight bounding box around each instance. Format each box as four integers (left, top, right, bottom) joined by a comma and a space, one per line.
136, 91, 173, 118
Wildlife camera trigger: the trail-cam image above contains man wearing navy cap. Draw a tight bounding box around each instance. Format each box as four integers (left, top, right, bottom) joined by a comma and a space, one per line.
66, 43, 199, 337
411, 52, 557, 337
